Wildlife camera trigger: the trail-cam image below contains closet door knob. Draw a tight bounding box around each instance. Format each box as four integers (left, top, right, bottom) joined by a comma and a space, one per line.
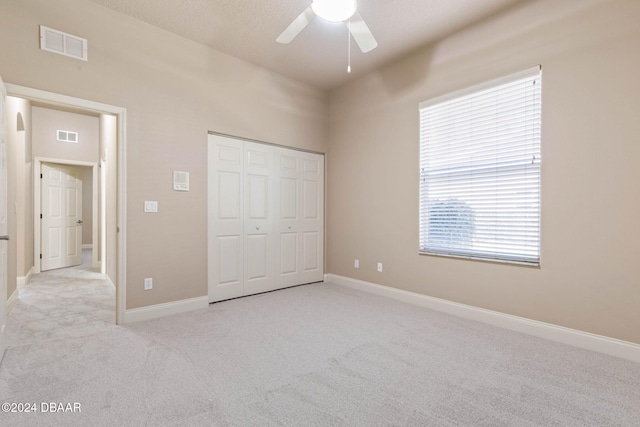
256, 226, 260, 230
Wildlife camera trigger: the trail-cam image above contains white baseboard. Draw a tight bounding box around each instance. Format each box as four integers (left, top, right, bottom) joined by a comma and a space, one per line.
17, 267, 33, 288
7, 289, 19, 313
325, 274, 640, 363
82, 244, 93, 249
124, 296, 209, 324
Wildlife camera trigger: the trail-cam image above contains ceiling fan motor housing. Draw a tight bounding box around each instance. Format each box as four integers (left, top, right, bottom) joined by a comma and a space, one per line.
312, 0, 357, 23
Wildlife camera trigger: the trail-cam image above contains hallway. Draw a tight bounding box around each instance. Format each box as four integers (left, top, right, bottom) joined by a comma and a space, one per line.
6, 249, 115, 348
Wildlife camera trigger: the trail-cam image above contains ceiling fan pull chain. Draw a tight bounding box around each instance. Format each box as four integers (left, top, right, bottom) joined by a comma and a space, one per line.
347, 18, 352, 73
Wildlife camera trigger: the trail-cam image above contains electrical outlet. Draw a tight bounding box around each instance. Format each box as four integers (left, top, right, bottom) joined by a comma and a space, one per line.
144, 277, 153, 290
354, 259, 360, 269
377, 262, 383, 272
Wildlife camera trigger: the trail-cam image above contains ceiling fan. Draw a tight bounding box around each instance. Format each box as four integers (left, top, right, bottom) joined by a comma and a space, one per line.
276, 0, 378, 53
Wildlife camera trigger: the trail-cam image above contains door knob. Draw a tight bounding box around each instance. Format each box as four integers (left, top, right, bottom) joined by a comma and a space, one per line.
0, 235, 9, 241
256, 226, 260, 230
77, 220, 84, 224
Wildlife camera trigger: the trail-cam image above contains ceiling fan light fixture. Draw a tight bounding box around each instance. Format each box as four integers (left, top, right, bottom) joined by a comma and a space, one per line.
311, 0, 357, 23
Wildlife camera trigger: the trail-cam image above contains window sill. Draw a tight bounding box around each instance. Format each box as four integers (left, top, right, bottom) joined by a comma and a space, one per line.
418, 251, 540, 268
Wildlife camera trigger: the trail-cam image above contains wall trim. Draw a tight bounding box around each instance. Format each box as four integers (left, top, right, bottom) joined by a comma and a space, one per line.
82, 244, 93, 249
7, 289, 19, 314
124, 296, 209, 324
325, 274, 640, 363
16, 267, 33, 288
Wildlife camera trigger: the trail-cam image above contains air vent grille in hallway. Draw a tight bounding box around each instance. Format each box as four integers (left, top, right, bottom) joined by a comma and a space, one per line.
40, 25, 88, 61
57, 130, 78, 143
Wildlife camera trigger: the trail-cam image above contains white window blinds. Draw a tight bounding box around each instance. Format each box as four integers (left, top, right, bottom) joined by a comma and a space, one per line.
419, 66, 541, 265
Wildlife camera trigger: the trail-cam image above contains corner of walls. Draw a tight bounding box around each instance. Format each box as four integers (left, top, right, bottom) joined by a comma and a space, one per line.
16, 267, 33, 288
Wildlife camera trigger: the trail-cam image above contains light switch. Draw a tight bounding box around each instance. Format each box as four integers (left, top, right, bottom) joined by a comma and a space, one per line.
144, 201, 158, 213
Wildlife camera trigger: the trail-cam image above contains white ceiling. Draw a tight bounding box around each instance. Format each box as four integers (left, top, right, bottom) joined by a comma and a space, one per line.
85, 0, 528, 91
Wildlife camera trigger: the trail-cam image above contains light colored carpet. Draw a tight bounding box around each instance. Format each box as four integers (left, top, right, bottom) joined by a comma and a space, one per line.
1, 263, 639, 426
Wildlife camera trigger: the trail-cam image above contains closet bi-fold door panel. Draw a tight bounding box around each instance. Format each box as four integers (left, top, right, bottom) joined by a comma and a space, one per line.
244, 141, 276, 296
274, 148, 324, 290
274, 149, 300, 289
208, 135, 244, 302
299, 151, 324, 285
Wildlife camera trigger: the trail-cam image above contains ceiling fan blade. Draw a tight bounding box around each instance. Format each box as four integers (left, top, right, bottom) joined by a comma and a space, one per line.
276, 5, 315, 44
348, 10, 378, 53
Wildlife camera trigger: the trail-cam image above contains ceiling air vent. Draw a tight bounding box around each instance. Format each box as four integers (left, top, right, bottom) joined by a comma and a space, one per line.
40, 25, 87, 61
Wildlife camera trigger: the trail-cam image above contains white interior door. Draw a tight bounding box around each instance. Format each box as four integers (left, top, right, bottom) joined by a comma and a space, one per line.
0, 76, 8, 360
208, 136, 244, 301
41, 163, 83, 271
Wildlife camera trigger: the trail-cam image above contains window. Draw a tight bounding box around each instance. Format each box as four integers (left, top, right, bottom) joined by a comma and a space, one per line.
419, 66, 541, 265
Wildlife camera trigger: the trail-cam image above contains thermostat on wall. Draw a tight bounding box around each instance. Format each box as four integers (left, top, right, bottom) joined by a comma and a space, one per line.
173, 170, 189, 191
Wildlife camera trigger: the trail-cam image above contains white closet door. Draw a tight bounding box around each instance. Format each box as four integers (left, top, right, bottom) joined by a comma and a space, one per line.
208, 136, 244, 302
274, 148, 324, 288
244, 141, 275, 295
299, 152, 324, 284
208, 134, 324, 303
275, 149, 301, 289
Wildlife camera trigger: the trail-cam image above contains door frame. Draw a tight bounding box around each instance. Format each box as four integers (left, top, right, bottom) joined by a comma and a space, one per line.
1, 76, 8, 361
5, 83, 127, 325
35, 159, 98, 272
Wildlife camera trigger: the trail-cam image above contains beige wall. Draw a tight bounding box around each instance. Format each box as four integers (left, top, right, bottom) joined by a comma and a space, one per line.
0, 0, 327, 309
6, 96, 32, 297
32, 106, 99, 163
327, 0, 640, 344
32, 106, 99, 249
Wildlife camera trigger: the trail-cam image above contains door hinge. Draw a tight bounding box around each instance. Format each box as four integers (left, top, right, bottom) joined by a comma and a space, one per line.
40, 214, 43, 219
40, 254, 42, 259
40, 173, 43, 179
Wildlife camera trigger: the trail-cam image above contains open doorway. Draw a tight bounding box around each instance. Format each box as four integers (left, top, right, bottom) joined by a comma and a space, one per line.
4, 83, 126, 325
